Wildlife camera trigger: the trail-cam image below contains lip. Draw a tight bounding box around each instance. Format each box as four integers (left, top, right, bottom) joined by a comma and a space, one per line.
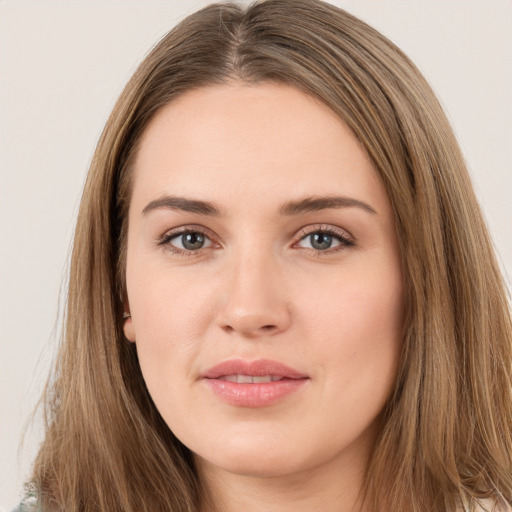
201, 358, 309, 407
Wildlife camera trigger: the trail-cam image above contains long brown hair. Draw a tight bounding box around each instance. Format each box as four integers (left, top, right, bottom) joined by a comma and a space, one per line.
31, 1, 512, 511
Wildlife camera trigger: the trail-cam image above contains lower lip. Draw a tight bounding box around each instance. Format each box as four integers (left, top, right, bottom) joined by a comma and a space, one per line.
203, 378, 308, 407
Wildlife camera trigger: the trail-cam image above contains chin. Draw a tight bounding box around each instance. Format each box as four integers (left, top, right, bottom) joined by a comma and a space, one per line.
199, 449, 307, 479
192, 430, 334, 481
187, 428, 301, 477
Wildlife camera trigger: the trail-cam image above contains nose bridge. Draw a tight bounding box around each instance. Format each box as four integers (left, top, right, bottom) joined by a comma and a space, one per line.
217, 241, 291, 337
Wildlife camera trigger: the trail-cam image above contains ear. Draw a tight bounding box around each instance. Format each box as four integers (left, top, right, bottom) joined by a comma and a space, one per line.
123, 315, 136, 343
122, 301, 136, 342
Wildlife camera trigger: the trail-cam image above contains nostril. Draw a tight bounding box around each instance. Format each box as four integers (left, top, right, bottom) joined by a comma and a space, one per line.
221, 323, 278, 336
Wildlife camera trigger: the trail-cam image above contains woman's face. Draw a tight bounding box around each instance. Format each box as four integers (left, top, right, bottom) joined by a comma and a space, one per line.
124, 83, 403, 481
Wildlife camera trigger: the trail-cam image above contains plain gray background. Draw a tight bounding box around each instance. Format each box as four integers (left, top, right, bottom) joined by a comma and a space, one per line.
1, 1, 511, 509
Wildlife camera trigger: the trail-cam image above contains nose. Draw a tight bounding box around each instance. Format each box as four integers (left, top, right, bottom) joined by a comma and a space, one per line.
216, 249, 292, 338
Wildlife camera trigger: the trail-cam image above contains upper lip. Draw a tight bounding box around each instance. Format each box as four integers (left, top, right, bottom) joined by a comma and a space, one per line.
201, 358, 308, 380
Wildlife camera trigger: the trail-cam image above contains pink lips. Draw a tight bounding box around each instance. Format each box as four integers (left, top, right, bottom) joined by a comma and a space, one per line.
201, 359, 309, 407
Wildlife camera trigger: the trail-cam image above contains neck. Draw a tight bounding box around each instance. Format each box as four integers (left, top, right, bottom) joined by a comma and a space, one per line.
197, 446, 372, 512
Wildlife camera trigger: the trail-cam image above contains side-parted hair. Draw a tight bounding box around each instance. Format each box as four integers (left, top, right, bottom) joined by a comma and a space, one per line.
31, 1, 512, 511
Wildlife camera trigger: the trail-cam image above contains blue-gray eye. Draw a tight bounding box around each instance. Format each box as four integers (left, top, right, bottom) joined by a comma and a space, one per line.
297, 231, 350, 251
309, 232, 333, 250
169, 231, 212, 251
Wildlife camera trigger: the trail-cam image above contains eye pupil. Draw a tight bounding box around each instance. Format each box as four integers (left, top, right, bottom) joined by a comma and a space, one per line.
311, 233, 332, 250
182, 232, 205, 250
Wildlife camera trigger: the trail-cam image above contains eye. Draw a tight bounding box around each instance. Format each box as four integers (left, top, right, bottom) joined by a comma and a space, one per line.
159, 228, 214, 253
301, 232, 337, 251
295, 227, 354, 253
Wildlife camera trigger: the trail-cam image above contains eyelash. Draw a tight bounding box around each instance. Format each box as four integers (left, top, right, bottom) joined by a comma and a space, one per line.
157, 225, 217, 257
157, 224, 355, 257
294, 225, 355, 255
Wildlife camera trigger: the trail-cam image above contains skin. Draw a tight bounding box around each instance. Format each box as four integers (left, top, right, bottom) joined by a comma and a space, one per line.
123, 83, 403, 512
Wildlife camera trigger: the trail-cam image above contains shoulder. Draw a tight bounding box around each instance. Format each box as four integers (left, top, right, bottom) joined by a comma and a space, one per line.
11, 496, 40, 512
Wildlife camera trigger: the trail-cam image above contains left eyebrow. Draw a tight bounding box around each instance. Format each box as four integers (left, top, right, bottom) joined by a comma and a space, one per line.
142, 195, 222, 216
280, 195, 377, 216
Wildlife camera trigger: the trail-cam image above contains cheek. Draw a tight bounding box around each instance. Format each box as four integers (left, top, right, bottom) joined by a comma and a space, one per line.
126, 266, 206, 382
128, 258, 213, 333
302, 258, 403, 391
304, 258, 402, 337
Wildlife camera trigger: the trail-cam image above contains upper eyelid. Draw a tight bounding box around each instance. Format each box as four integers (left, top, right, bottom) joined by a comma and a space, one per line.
294, 224, 354, 242
160, 224, 216, 238
158, 225, 219, 246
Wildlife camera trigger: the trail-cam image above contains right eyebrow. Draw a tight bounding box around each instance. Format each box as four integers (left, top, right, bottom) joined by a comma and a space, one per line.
280, 195, 377, 216
142, 195, 222, 217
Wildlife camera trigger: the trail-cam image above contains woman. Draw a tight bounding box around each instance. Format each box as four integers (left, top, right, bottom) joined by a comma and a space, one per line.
19, 0, 512, 511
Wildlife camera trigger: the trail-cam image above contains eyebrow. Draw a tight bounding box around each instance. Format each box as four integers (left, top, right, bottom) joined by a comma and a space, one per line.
141, 194, 377, 217
142, 196, 222, 216
279, 195, 377, 216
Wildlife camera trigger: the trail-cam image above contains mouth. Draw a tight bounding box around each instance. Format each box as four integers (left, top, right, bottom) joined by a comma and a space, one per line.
201, 359, 309, 407
221, 374, 285, 383
202, 358, 308, 380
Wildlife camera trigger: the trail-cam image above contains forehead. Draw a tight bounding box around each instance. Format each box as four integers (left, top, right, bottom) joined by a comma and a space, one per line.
131, 82, 388, 214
